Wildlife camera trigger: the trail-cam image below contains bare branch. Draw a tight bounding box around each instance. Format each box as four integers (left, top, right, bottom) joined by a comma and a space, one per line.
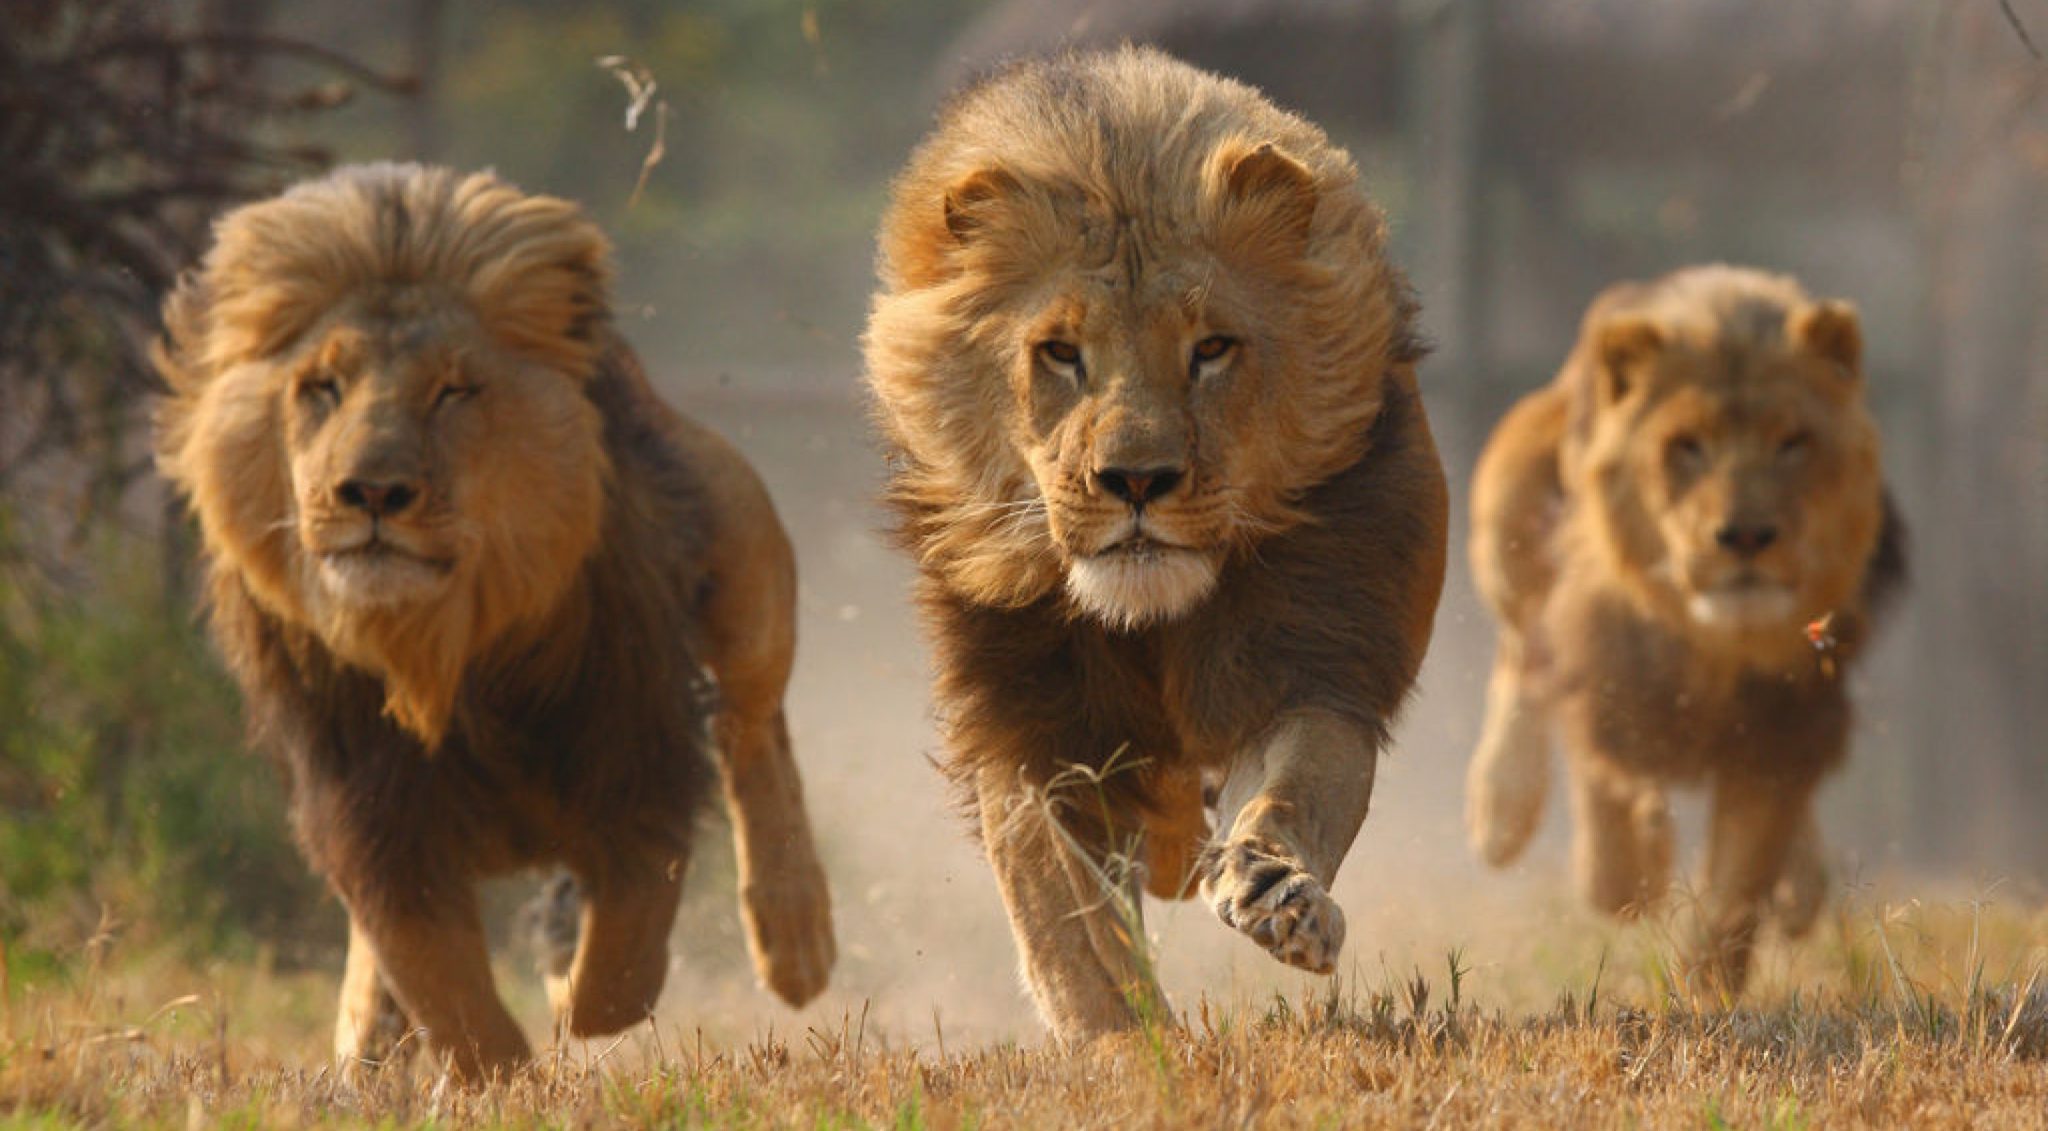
2001, 0, 2044, 62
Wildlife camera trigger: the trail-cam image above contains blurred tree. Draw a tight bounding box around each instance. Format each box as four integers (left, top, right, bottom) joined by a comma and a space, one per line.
405, 0, 447, 159
1911, 0, 2048, 874
280, 0, 990, 374
0, 0, 410, 550
0, 0, 404, 968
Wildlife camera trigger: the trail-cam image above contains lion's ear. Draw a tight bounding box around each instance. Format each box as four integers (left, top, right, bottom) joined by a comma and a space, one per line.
1790, 299, 1862, 376
1594, 316, 1664, 405
1213, 141, 1317, 254
943, 167, 1021, 243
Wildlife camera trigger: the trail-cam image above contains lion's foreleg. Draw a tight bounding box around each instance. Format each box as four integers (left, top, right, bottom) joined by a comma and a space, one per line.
554, 865, 684, 1038
1201, 709, 1374, 975
343, 893, 529, 1081
1771, 809, 1829, 940
1140, 768, 1210, 900
977, 765, 1165, 1043
720, 705, 835, 1008
1688, 773, 1812, 997
1566, 756, 1670, 918
1466, 631, 1553, 866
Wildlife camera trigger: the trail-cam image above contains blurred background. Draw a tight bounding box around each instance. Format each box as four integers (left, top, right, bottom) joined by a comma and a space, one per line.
2, 0, 2042, 1041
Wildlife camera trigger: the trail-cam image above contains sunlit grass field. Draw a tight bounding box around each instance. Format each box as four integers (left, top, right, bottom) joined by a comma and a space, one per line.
5, 887, 2045, 1129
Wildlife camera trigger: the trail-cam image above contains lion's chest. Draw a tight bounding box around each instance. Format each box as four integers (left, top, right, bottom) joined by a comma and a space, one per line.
1551, 599, 1851, 785
282, 655, 711, 902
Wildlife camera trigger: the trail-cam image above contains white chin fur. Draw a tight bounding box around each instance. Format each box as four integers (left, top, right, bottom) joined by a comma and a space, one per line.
1065, 546, 1219, 630
317, 552, 450, 609
1686, 587, 1797, 629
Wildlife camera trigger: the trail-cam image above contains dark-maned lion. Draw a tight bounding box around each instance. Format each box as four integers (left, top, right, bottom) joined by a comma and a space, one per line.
863, 48, 1448, 1042
153, 164, 834, 1078
1466, 264, 1905, 994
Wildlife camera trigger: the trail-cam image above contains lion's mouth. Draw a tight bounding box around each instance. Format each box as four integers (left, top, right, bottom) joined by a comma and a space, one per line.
1685, 574, 1797, 629
315, 538, 455, 607
1065, 536, 1220, 629
1088, 536, 1188, 563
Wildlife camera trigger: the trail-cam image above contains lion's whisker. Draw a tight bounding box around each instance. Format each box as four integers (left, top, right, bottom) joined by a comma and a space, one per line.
956, 498, 1046, 518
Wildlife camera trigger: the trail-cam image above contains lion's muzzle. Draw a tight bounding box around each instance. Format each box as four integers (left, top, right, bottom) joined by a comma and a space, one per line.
1064, 534, 1220, 630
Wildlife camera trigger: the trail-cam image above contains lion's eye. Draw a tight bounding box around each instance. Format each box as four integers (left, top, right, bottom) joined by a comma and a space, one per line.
1666, 435, 1706, 467
433, 383, 481, 411
299, 377, 341, 407
1036, 340, 1084, 377
1777, 431, 1812, 461
1189, 335, 1238, 381
1038, 341, 1080, 366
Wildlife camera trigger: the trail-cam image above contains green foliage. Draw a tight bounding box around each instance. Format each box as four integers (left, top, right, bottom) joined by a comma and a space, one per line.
288, 0, 989, 377
0, 522, 333, 982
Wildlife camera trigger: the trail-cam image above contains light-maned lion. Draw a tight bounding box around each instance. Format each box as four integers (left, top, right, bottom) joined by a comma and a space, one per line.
153, 164, 835, 1079
863, 48, 1448, 1042
1466, 264, 1905, 994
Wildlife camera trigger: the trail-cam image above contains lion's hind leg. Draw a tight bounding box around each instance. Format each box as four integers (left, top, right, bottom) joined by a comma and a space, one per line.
1466, 631, 1554, 867
691, 460, 836, 1010
527, 871, 582, 1022
334, 918, 415, 1077
1466, 387, 1565, 868
721, 705, 836, 1009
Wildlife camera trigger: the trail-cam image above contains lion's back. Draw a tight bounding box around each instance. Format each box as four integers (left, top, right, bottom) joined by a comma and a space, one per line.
1470, 384, 1569, 632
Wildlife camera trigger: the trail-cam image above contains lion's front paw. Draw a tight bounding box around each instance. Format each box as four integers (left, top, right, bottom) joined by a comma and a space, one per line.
740, 859, 836, 1008
1771, 842, 1828, 941
1201, 842, 1345, 974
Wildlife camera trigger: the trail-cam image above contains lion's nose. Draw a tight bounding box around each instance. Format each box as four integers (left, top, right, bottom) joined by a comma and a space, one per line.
1095, 466, 1186, 509
336, 477, 421, 518
1714, 522, 1779, 558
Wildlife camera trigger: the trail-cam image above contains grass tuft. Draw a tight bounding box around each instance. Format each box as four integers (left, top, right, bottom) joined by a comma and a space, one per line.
4, 891, 2046, 1127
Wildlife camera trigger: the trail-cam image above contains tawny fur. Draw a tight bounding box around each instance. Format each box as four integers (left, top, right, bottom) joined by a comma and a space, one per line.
1466, 264, 1905, 996
154, 164, 834, 1080
864, 49, 1448, 1043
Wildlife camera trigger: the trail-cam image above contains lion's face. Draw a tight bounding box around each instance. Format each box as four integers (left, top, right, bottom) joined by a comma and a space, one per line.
1005, 247, 1327, 627
1578, 304, 1882, 641
279, 305, 605, 619
156, 165, 612, 744
869, 113, 1415, 629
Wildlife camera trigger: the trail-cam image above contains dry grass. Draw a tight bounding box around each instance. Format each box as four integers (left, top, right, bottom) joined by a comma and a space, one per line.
5, 891, 2047, 1129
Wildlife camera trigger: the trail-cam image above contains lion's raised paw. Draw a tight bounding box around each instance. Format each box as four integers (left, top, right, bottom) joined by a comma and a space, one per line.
1201, 841, 1345, 974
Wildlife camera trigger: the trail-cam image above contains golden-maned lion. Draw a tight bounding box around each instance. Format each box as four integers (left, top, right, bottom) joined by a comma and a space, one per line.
864, 48, 1448, 1042
153, 164, 834, 1078
1466, 264, 1905, 993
